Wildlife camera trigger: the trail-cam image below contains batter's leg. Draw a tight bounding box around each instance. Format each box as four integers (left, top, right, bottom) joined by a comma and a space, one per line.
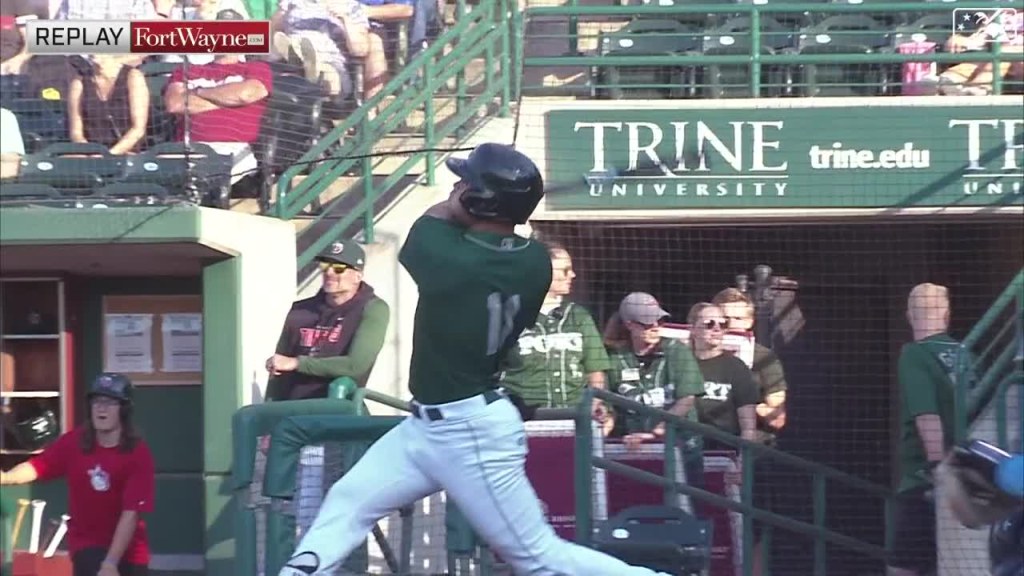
427, 401, 670, 576
280, 418, 441, 576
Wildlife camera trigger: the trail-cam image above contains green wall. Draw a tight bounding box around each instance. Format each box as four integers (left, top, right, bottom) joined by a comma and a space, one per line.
78, 277, 205, 557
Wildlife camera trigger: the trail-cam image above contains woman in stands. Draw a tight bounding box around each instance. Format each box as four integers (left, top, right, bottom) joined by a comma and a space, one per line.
0, 373, 155, 576
67, 54, 150, 154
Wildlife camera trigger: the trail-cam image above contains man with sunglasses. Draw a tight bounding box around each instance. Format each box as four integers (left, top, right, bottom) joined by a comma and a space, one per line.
265, 238, 390, 401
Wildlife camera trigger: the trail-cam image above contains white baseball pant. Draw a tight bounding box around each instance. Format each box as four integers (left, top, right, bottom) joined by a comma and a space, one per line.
280, 392, 672, 576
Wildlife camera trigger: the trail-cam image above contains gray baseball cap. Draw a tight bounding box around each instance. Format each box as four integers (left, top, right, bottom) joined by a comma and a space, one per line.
619, 292, 669, 326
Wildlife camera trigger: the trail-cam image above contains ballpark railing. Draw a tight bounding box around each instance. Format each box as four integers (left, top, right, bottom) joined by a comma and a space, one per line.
571, 387, 893, 576
954, 269, 1024, 449
520, 1, 1024, 98
273, 0, 516, 271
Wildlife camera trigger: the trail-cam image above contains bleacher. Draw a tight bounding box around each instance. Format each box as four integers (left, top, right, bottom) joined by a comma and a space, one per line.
524, 0, 1024, 99
1, 0, 1021, 219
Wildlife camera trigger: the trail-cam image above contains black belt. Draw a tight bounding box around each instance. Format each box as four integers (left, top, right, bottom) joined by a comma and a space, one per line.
411, 389, 505, 421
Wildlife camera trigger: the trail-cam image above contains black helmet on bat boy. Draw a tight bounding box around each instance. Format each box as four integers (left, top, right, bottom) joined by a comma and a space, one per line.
445, 143, 545, 225
88, 372, 134, 404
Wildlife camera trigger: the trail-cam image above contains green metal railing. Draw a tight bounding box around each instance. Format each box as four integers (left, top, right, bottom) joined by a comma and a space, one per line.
573, 387, 892, 576
522, 1, 1024, 97
272, 0, 515, 268
954, 269, 1024, 448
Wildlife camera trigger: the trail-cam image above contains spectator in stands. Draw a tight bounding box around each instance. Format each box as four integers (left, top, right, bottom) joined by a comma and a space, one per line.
358, 0, 414, 100
0, 14, 75, 101
603, 293, 705, 483
68, 55, 149, 154
927, 11, 1024, 95
888, 283, 959, 576
711, 288, 789, 575
499, 243, 613, 432
265, 239, 390, 400
271, 0, 370, 102
55, 0, 175, 20
712, 288, 788, 444
164, 9, 272, 186
407, 0, 442, 59
0, 107, 24, 179
687, 302, 759, 481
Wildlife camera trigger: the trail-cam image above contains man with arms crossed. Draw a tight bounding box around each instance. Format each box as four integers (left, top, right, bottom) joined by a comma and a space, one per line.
890, 283, 958, 576
280, 143, 673, 576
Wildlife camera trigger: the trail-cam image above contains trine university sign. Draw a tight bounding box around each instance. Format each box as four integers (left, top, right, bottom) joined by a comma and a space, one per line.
543, 106, 1023, 210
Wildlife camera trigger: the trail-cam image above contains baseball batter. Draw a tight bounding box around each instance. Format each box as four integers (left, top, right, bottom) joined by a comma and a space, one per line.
280, 143, 673, 576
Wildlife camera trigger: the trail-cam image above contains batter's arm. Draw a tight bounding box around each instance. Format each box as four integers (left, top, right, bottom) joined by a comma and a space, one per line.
295, 299, 390, 381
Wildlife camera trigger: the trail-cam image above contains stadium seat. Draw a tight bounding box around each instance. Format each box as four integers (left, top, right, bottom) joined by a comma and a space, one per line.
89, 182, 172, 205
119, 142, 233, 208
733, 0, 827, 30
592, 19, 701, 99
795, 15, 892, 96
0, 183, 65, 206
140, 60, 181, 148
698, 16, 795, 97
628, 0, 738, 30
829, 0, 915, 27
890, 12, 955, 49
593, 505, 713, 575
251, 69, 331, 212
14, 143, 126, 195
4, 98, 68, 154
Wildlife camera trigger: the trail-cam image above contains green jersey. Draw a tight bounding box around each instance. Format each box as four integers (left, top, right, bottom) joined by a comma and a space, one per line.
897, 333, 960, 493
606, 338, 705, 435
398, 216, 552, 405
500, 302, 612, 408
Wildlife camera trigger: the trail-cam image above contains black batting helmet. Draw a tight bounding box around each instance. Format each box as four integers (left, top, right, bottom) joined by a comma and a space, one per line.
88, 372, 134, 404
445, 143, 544, 225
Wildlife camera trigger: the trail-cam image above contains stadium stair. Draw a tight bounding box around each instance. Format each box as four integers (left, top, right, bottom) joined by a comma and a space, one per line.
226, 0, 515, 288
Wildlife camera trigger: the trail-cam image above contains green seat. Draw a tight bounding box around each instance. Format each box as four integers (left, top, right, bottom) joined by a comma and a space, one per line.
629, 0, 738, 29
15, 143, 126, 194
0, 183, 65, 205
796, 15, 892, 96
119, 142, 233, 207
593, 19, 701, 99
733, 0, 826, 29
699, 17, 795, 98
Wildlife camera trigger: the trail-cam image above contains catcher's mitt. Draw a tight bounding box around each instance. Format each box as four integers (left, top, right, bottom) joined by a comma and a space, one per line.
936, 440, 1024, 529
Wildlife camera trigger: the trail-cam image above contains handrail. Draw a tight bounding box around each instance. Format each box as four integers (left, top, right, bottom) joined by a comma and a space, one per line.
523, 1, 1024, 96
954, 270, 1024, 443
574, 387, 892, 575
272, 0, 511, 258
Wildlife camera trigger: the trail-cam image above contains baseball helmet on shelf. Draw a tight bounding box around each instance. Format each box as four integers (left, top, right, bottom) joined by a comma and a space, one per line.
446, 143, 544, 225
12, 409, 59, 451
88, 372, 134, 404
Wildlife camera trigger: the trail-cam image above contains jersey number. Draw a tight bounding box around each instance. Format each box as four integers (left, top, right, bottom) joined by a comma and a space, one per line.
486, 293, 521, 356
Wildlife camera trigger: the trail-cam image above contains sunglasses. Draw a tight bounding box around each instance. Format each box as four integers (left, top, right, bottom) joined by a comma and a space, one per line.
318, 262, 351, 274
700, 319, 728, 331
630, 320, 662, 330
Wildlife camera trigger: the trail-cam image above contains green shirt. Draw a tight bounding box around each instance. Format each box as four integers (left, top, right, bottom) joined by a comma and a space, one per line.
398, 216, 552, 405
897, 333, 960, 493
606, 338, 705, 435
500, 302, 612, 408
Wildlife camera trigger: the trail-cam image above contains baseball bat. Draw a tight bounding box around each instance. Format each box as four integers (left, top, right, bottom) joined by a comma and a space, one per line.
10, 499, 28, 550
42, 515, 69, 558
37, 519, 58, 557
27, 500, 45, 554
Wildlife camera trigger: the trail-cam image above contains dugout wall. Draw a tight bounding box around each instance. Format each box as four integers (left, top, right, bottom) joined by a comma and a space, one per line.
0, 205, 296, 575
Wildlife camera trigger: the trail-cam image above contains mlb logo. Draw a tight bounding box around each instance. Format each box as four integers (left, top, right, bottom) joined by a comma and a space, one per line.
952, 8, 1020, 44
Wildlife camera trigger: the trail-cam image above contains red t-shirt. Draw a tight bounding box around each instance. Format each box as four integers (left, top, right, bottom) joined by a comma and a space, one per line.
168, 60, 273, 144
29, 428, 155, 565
